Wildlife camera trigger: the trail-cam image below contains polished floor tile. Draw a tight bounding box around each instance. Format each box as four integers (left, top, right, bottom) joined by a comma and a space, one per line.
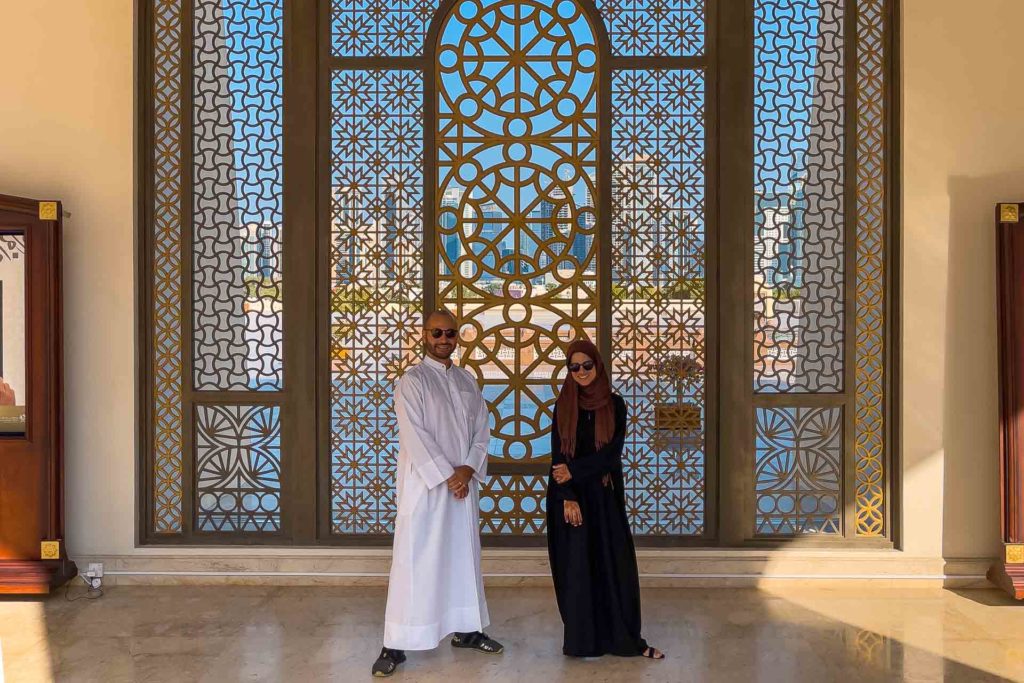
1, 585, 1022, 682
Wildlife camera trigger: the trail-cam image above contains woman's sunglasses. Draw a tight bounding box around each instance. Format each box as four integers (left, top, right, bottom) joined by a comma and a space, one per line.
567, 360, 595, 373
427, 328, 458, 339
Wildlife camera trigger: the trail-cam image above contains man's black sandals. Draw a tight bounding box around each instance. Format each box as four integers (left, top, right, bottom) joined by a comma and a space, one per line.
371, 647, 406, 677
451, 631, 504, 654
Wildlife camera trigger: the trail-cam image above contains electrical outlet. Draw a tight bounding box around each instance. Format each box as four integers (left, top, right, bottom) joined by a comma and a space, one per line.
87, 563, 104, 578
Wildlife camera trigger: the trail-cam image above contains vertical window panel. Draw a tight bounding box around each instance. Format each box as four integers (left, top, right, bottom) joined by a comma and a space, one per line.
193, 0, 284, 391
153, 0, 185, 534
611, 69, 707, 536
854, 0, 886, 537
330, 70, 424, 535
754, 0, 845, 394
435, 0, 599, 472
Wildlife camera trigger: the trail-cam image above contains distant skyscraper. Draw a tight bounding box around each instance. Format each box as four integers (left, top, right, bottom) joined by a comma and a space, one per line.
257, 219, 277, 279
756, 178, 806, 291
381, 174, 401, 277
440, 187, 462, 276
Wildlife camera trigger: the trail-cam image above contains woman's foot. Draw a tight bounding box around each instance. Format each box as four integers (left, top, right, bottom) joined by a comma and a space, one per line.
642, 646, 665, 659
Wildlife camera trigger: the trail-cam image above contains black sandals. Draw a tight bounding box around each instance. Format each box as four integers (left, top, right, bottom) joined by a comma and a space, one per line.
371, 647, 407, 677
451, 631, 505, 654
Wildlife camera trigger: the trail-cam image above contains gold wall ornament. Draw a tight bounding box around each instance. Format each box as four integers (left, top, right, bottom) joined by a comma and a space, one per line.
1006, 544, 1024, 564
653, 403, 702, 434
38, 201, 58, 221
1000, 203, 1020, 224
40, 540, 61, 560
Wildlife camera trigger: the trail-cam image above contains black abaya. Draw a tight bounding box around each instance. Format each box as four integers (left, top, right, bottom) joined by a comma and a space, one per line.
546, 394, 649, 657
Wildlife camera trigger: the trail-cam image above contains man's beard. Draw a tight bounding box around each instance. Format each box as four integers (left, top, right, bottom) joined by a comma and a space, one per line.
427, 342, 455, 359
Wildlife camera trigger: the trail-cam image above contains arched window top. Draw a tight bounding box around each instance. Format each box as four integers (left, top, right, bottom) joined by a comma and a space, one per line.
331, 0, 705, 58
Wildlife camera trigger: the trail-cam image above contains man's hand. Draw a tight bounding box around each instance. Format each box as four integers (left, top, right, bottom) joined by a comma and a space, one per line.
563, 500, 582, 527
448, 465, 475, 499
552, 463, 572, 484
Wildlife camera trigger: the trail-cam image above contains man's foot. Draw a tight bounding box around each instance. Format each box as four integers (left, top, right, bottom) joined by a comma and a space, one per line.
451, 631, 504, 654
372, 647, 406, 677
642, 646, 665, 659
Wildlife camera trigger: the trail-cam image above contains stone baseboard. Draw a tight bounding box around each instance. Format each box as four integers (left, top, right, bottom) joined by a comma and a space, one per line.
70, 550, 995, 589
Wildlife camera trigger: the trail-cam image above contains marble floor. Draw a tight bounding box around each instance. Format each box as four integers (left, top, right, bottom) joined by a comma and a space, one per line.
2, 585, 1024, 682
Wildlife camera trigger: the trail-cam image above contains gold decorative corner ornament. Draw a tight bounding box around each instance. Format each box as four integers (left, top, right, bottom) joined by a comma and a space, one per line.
653, 403, 702, 434
1000, 203, 1019, 224
38, 201, 58, 221
40, 540, 61, 560
1006, 543, 1024, 564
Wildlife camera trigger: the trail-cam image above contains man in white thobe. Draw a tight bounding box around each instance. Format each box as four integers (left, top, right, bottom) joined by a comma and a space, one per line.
372, 310, 504, 678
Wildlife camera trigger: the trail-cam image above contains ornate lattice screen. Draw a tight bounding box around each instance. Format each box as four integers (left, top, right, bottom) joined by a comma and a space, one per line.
753, 0, 890, 538
141, 0, 894, 545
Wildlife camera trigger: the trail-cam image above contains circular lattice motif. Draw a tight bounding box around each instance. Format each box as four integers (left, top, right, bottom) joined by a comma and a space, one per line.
438, 0, 597, 132
438, 155, 596, 281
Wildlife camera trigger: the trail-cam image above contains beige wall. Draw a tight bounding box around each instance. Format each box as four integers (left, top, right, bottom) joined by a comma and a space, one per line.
901, 0, 1024, 561
0, 0, 1019, 564
0, 1, 137, 556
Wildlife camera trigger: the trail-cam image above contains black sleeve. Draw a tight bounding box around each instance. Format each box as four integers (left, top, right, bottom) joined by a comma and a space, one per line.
548, 405, 578, 502
566, 396, 626, 481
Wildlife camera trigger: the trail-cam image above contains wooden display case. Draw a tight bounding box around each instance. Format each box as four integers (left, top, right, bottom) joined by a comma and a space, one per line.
0, 194, 76, 593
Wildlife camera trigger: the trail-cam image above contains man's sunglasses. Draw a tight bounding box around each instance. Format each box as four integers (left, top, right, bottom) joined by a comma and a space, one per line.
427, 328, 458, 339
567, 360, 595, 373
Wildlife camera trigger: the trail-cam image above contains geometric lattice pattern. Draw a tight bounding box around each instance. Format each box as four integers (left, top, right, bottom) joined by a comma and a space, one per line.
196, 405, 282, 532
480, 475, 547, 535
854, 0, 886, 536
611, 69, 706, 536
436, 0, 599, 461
436, 0, 600, 534
193, 0, 283, 391
332, 0, 441, 57
153, 0, 185, 534
596, 0, 705, 57
146, 0, 890, 544
754, 0, 845, 394
332, 0, 707, 59
755, 406, 842, 535
329, 70, 424, 534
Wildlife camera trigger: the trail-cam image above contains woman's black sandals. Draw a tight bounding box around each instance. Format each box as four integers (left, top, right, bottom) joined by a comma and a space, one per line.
643, 646, 665, 660
451, 631, 504, 654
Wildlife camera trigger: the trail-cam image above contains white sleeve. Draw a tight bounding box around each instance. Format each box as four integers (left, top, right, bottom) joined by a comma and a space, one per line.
466, 387, 490, 483
395, 375, 455, 489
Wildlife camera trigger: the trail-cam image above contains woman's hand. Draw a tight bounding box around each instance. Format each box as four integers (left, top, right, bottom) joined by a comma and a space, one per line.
552, 463, 572, 484
563, 500, 582, 527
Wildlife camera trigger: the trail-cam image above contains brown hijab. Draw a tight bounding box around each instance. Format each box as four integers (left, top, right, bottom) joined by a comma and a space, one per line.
555, 339, 615, 459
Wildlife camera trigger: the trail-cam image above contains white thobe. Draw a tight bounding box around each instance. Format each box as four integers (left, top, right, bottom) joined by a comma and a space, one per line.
383, 355, 491, 651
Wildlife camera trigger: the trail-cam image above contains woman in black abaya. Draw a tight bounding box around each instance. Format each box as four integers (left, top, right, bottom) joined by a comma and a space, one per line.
546, 339, 664, 660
